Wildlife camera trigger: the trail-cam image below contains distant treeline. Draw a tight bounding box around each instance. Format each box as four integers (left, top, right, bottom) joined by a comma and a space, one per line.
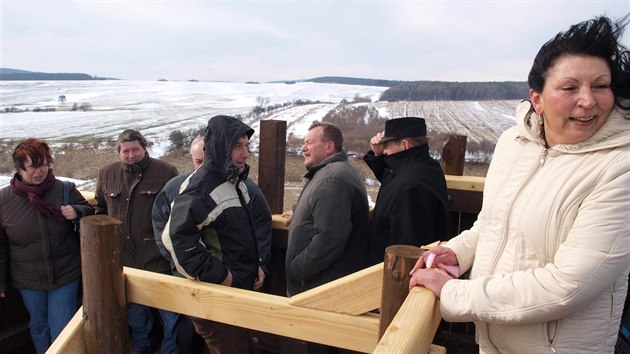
305, 76, 403, 87
306, 76, 529, 101
381, 81, 529, 101
0, 68, 115, 81
1, 73, 108, 80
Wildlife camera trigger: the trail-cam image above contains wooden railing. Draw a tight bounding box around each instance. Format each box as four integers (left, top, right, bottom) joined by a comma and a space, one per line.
43, 172, 483, 354
47, 240, 441, 353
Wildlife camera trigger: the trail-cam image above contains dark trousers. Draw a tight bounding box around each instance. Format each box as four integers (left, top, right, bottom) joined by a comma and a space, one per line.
191, 318, 249, 354
178, 315, 205, 354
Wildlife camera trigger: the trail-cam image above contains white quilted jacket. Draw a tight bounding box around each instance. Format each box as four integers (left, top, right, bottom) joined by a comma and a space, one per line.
441, 100, 630, 353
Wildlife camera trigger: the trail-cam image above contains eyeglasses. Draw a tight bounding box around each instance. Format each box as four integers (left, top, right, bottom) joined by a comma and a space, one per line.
24, 164, 52, 171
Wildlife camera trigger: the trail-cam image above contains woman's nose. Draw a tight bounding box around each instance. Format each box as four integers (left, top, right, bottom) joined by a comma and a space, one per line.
577, 88, 597, 109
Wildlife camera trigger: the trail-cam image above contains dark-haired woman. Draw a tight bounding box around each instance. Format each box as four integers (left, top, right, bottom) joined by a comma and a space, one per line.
410, 15, 630, 353
0, 138, 93, 354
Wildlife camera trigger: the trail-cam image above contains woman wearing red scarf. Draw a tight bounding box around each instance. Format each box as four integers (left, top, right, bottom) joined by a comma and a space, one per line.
0, 138, 93, 354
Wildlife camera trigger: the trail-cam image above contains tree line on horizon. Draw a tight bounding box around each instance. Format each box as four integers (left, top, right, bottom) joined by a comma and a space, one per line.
305, 77, 529, 101
380, 81, 529, 101
2, 69, 527, 100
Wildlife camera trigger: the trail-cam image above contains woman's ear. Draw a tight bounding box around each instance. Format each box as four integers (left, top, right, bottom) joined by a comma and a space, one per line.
530, 88, 543, 116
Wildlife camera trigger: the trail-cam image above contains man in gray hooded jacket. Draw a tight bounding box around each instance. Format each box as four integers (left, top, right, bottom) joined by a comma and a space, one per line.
161, 115, 268, 354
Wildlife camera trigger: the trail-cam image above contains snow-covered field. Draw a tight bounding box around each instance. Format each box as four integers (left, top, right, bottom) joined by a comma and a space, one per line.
0, 80, 387, 153
1, 80, 520, 189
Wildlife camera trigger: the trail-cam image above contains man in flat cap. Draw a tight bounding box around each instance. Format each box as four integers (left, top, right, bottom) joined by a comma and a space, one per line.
364, 117, 450, 265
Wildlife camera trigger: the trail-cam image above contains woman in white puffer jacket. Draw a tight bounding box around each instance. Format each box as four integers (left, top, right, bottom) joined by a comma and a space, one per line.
410, 15, 630, 353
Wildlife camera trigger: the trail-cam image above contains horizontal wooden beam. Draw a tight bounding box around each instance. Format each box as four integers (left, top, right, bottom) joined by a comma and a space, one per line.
289, 263, 383, 315
445, 175, 485, 192
271, 214, 289, 231
124, 267, 380, 352
271, 175, 484, 232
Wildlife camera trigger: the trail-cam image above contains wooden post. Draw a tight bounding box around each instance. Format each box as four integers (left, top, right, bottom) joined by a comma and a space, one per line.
440, 134, 467, 176
378, 245, 424, 339
258, 120, 287, 214
80, 215, 128, 354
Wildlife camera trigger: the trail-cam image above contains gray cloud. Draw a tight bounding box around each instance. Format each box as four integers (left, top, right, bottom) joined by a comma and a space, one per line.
2, 0, 628, 82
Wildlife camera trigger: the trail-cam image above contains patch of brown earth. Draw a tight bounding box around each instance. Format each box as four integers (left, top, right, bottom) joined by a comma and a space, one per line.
0, 143, 487, 211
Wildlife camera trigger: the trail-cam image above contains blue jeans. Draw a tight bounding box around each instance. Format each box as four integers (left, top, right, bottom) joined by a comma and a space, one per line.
127, 302, 180, 354
19, 279, 80, 354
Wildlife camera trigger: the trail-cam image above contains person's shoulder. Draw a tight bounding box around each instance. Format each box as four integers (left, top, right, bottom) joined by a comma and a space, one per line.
184, 167, 223, 194
498, 125, 521, 142
150, 157, 177, 169
318, 160, 361, 184
163, 172, 190, 190
99, 161, 120, 172
52, 178, 66, 188
243, 178, 262, 191
0, 184, 12, 202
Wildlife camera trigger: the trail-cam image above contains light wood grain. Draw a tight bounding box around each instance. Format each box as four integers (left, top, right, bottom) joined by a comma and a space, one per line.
445, 174, 485, 191
373, 286, 442, 354
47, 306, 86, 354
288, 263, 383, 315
124, 267, 380, 352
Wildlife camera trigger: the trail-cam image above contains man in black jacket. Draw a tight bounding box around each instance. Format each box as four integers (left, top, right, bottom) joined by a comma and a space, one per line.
152, 135, 272, 354
162, 115, 267, 354
364, 117, 450, 265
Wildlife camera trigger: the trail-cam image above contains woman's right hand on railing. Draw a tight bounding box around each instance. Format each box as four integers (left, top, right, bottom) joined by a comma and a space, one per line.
408, 267, 452, 298
408, 246, 460, 297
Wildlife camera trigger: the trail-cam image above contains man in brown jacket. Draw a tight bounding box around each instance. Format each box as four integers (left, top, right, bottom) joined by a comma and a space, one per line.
95, 129, 178, 354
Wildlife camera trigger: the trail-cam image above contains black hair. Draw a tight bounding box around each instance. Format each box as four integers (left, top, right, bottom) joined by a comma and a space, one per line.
528, 14, 630, 111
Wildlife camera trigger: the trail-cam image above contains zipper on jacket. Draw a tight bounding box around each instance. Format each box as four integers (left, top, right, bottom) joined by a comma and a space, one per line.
484, 146, 550, 350
487, 146, 548, 273
539, 148, 549, 166
546, 319, 559, 353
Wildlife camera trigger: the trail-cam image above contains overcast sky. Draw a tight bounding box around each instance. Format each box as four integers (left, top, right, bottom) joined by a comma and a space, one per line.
2, 1, 629, 82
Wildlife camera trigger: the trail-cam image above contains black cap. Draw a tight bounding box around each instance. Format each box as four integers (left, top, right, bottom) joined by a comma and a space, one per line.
378, 117, 427, 144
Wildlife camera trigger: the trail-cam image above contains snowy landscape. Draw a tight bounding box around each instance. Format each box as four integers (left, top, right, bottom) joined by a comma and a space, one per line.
0, 80, 521, 189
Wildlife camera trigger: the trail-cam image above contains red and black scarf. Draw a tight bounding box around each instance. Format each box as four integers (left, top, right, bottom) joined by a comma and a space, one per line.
10, 171, 65, 222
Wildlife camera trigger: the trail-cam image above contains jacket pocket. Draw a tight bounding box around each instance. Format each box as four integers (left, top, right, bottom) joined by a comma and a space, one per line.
545, 319, 559, 351
103, 186, 122, 199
